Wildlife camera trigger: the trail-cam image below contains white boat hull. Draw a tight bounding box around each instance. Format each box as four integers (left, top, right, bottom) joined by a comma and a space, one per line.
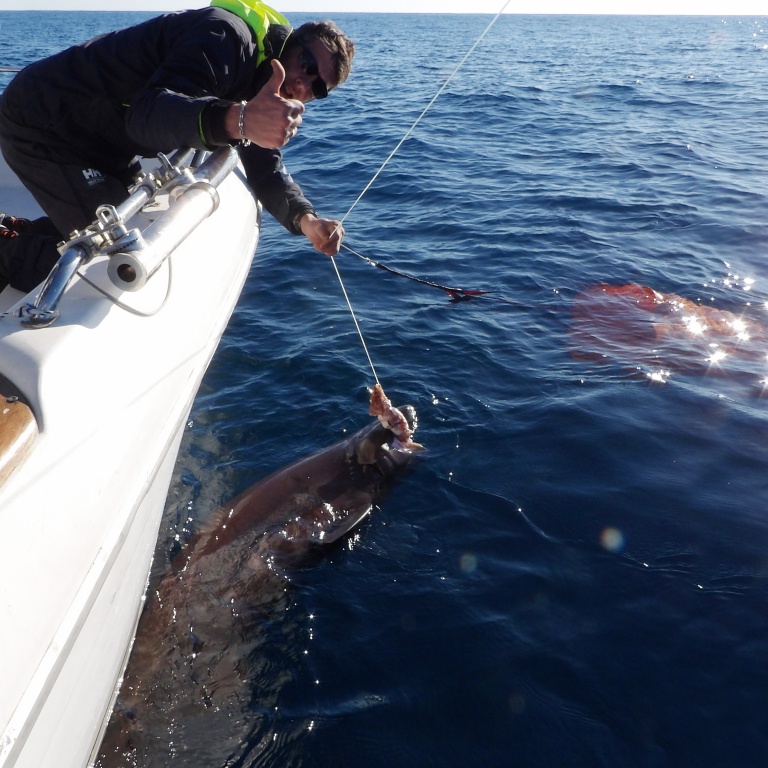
0, 151, 259, 767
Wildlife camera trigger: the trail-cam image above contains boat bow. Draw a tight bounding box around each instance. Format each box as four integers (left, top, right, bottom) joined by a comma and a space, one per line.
0, 147, 260, 768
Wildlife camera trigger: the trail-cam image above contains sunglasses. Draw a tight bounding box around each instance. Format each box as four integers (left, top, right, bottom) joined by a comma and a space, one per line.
299, 46, 329, 100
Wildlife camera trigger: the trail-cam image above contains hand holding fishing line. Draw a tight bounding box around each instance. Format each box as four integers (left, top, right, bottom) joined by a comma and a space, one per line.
299, 213, 345, 256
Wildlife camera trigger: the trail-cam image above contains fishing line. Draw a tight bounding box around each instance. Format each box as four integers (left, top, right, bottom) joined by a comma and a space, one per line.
329, 253, 380, 386
336, 0, 513, 228
331, 0, 513, 379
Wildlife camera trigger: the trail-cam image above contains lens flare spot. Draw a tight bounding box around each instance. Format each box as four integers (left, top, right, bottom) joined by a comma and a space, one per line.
600, 527, 624, 552
460, 553, 478, 573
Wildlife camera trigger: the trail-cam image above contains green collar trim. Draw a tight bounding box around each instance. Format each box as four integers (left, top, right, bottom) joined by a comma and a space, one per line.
210, 0, 291, 65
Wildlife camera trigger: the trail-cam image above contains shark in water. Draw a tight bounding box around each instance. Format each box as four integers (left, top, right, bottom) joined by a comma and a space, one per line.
97, 404, 421, 766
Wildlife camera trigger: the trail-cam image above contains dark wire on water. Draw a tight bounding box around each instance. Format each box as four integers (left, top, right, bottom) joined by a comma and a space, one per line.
341, 243, 494, 302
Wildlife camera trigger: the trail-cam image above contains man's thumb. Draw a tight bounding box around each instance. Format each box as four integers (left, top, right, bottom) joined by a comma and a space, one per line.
268, 59, 286, 93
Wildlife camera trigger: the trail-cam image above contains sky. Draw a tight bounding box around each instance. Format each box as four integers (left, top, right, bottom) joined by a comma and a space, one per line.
0, 1, 765, 15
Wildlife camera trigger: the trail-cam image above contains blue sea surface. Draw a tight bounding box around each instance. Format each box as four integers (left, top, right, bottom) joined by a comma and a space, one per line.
3, 10, 768, 767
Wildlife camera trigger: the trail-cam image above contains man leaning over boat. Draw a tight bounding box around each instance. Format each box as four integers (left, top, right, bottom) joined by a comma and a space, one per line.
0, 0, 354, 293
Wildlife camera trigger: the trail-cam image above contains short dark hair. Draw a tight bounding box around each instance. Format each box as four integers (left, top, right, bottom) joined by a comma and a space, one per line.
292, 21, 355, 88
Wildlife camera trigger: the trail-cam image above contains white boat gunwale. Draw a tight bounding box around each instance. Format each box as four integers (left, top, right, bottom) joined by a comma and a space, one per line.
0, 146, 261, 768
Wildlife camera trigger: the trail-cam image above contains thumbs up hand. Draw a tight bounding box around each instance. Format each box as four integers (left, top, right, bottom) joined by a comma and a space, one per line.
234, 60, 305, 150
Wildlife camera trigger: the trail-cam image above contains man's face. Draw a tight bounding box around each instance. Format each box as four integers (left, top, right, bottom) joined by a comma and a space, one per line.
280, 38, 335, 103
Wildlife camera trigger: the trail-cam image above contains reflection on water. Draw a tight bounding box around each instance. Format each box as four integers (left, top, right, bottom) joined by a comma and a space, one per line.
570, 282, 768, 392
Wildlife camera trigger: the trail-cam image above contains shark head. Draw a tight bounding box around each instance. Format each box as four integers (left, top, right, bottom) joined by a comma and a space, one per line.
348, 405, 420, 475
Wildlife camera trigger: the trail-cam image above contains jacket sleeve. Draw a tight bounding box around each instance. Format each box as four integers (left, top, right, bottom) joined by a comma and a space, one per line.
239, 145, 316, 235
122, 14, 252, 151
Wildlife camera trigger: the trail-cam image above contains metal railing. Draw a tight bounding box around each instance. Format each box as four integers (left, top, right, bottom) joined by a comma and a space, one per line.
21, 146, 240, 329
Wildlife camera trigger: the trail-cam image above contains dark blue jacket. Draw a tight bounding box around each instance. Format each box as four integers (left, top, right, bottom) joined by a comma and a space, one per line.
0, 7, 314, 233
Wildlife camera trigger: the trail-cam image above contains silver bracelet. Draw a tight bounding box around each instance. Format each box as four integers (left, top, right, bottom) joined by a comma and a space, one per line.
238, 100, 250, 146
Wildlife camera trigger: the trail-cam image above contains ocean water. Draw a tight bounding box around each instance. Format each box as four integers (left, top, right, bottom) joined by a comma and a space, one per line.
3, 9, 768, 767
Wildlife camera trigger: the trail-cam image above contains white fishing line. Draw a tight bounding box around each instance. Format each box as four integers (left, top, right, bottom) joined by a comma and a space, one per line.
337, 0, 513, 228
331, 0, 513, 379
329, 253, 380, 386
